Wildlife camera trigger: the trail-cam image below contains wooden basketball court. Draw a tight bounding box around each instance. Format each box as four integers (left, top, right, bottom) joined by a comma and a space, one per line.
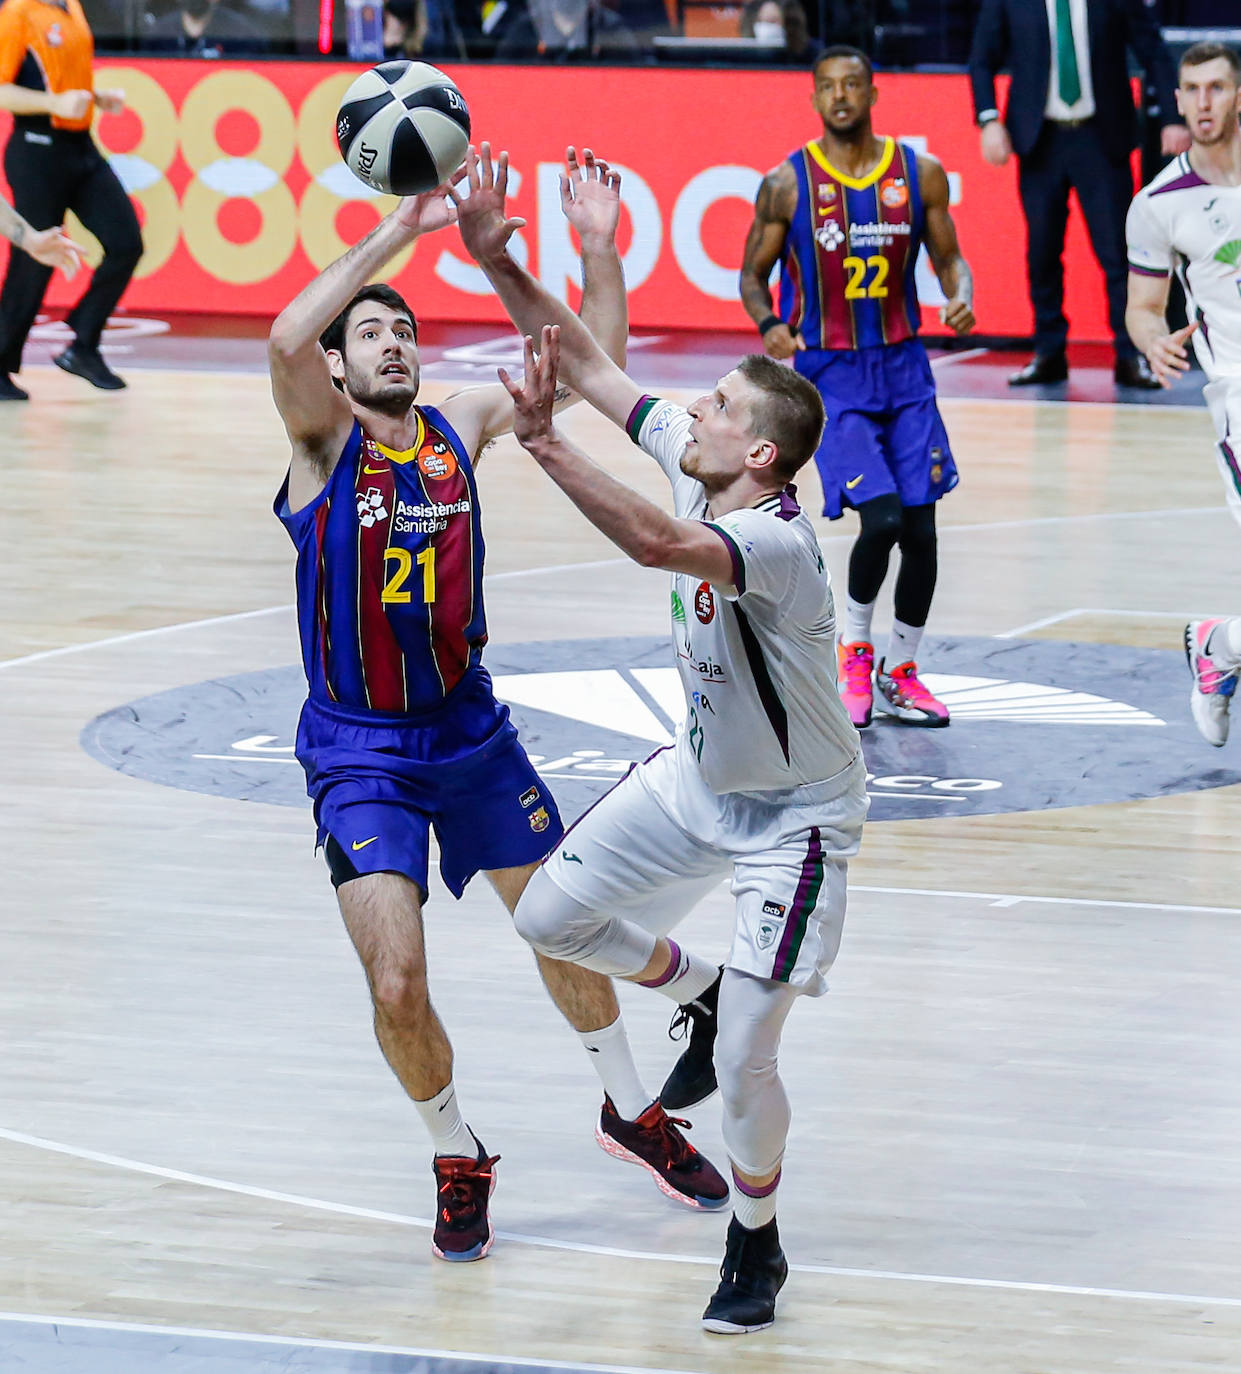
3, 333, 1240, 1373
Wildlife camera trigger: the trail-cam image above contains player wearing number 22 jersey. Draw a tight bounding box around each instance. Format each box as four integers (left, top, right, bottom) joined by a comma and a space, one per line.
741, 47, 976, 732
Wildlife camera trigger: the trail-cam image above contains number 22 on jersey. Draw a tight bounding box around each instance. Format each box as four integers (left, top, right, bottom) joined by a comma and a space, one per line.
381, 546, 436, 604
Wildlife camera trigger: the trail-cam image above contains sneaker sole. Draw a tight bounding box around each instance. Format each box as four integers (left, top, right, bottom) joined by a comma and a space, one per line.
702, 1315, 775, 1335
595, 1123, 730, 1211
658, 1083, 719, 1112
875, 697, 950, 727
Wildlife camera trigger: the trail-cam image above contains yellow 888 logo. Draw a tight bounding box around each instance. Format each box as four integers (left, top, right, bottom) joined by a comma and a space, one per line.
92, 66, 412, 289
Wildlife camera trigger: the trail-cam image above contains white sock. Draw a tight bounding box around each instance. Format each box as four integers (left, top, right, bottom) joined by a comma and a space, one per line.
887, 618, 924, 667
731, 1165, 781, 1230
578, 1016, 652, 1120
637, 939, 719, 1004
414, 1082, 477, 1158
842, 596, 875, 647
1208, 617, 1241, 667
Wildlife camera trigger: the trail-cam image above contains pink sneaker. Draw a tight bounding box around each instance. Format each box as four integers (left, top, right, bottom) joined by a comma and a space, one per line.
875, 659, 950, 727
837, 640, 874, 728
1184, 619, 1237, 747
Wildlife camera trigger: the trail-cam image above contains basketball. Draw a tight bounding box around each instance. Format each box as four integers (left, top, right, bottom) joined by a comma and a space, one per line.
335, 61, 470, 198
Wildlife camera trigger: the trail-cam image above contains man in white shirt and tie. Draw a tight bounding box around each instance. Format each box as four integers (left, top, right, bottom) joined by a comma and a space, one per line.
968, 0, 1189, 388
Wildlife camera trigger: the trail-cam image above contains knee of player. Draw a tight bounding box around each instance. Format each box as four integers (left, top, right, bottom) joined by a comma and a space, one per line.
857, 499, 903, 544
897, 503, 937, 552
369, 960, 432, 1023
512, 870, 590, 955
714, 1024, 777, 1105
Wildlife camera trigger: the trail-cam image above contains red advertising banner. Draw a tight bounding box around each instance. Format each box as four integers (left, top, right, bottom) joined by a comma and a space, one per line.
6, 60, 1118, 338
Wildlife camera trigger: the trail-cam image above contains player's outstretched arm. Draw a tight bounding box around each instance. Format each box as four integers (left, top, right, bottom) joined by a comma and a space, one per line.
1125, 270, 1195, 389
268, 182, 460, 495
439, 145, 630, 454
452, 143, 642, 433
740, 163, 802, 360
503, 327, 735, 585
919, 154, 975, 336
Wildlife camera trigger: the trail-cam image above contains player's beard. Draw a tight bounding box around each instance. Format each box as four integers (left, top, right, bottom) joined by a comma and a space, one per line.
827, 110, 868, 141
679, 445, 730, 493
345, 361, 420, 416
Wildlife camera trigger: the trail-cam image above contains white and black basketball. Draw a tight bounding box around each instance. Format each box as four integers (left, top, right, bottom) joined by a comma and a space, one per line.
335, 61, 470, 198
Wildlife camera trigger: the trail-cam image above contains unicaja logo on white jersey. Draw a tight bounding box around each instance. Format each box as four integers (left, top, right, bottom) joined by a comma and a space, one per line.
356, 487, 388, 528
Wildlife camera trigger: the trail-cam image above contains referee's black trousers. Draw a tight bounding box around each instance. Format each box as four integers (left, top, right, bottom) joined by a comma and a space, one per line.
0, 124, 143, 375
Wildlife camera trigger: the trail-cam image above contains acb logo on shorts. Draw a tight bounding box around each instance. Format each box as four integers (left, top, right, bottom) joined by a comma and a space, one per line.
694, 582, 716, 624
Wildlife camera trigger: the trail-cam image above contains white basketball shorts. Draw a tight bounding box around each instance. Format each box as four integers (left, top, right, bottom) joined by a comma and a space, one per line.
1204, 376, 1241, 528
542, 743, 868, 996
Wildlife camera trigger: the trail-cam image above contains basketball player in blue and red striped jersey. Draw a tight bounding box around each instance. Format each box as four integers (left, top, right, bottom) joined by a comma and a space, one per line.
741, 46, 975, 730
268, 149, 728, 1265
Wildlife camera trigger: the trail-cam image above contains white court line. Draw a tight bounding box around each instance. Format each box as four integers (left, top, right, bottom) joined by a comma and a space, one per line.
929, 347, 990, 369
997, 605, 1231, 638
851, 883, 1241, 917
0, 1312, 695, 1374
2, 1125, 1240, 1310
0, 510, 1224, 674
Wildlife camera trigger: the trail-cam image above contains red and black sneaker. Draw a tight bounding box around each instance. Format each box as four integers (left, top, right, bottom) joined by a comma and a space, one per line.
431, 1136, 500, 1262
596, 1096, 729, 1211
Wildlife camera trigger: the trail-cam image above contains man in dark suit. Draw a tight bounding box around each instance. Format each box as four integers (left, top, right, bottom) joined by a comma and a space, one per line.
969, 0, 1189, 387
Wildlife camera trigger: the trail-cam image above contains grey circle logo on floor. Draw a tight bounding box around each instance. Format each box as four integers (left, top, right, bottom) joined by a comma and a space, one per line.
80, 635, 1240, 822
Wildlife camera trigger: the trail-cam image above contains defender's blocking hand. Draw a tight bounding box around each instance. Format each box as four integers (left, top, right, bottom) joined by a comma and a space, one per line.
560, 146, 622, 252
450, 142, 527, 264
499, 325, 561, 451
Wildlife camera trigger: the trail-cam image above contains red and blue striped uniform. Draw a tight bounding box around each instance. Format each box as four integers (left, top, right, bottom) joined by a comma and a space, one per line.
779, 137, 924, 351
276, 407, 487, 714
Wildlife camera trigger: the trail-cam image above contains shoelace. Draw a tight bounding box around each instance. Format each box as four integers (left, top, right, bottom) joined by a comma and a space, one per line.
648, 1110, 698, 1171
841, 650, 872, 689
436, 1154, 499, 1217
887, 663, 935, 702
668, 1004, 692, 1042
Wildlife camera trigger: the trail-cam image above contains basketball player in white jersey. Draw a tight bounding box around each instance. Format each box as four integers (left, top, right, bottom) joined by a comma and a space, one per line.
452, 145, 867, 1334
1126, 41, 1241, 745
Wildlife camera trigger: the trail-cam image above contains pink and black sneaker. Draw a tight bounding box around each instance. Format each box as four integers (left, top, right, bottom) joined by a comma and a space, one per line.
1184, 619, 1237, 747
875, 659, 950, 727
431, 1136, 500, 1262
837, 640, 875, 728
596, 1096, 729, 1210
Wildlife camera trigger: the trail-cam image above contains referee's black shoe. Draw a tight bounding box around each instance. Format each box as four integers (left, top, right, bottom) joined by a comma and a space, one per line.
0, 374, 28, 401
702, 1216, 788, 1334
53, 345, 126, 391
659, 967, 721, 1111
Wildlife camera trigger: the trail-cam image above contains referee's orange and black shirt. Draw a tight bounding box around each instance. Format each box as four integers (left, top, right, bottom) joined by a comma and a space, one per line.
0, 0, 93, 131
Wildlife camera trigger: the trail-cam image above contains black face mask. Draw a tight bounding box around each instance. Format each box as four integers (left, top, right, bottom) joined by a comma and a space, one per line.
184, 0, 212, 20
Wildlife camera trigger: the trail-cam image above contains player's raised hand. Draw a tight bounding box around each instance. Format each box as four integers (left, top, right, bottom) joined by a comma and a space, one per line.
394, 163, 464, 237
762, 322, 804, 360
449, 142, 527, 264
560, 146, 622, 252
26, 225, 85, 278
1146, 321, 1197, 388
499, 325, 561, 452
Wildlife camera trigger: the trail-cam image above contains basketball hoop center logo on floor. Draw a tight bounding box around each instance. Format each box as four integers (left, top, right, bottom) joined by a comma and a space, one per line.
80, 635, 1239, 823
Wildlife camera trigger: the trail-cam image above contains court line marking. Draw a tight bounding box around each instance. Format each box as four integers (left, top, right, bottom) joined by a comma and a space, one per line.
998, 606, 1227, 639
851, 883, 1241, 917
1, 504, 1229, 675
2, 1124, 1239, 1310
0, 1312, 696, 1374
929, 347, 990, 368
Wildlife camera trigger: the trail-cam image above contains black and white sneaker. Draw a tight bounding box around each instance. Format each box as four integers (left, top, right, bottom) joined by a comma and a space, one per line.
702, 1216, 788, 1334
659, 968, 721, 1111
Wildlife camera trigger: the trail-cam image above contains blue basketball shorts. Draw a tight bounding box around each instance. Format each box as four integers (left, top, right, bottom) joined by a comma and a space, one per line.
295, 666, 562, 901
794, 337, 958, 520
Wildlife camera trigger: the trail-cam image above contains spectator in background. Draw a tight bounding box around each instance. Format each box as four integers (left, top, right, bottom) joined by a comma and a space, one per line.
495, 0, 640, 59
968, 0, 1190, 389
740, 0, 812, 64
143, 0, 269, 55
384, 0, 465, 57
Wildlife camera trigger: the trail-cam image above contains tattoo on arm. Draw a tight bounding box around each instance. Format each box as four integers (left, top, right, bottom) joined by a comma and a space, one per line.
553, 386, 571, 404
740, 166, 796, 325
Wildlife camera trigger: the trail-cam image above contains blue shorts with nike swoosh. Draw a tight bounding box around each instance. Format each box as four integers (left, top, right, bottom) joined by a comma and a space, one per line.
295, 666, 562, 902
794, 337, 957, 520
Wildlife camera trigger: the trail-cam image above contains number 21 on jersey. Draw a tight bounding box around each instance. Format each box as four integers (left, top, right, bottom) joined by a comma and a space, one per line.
381, 546, 436, 604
